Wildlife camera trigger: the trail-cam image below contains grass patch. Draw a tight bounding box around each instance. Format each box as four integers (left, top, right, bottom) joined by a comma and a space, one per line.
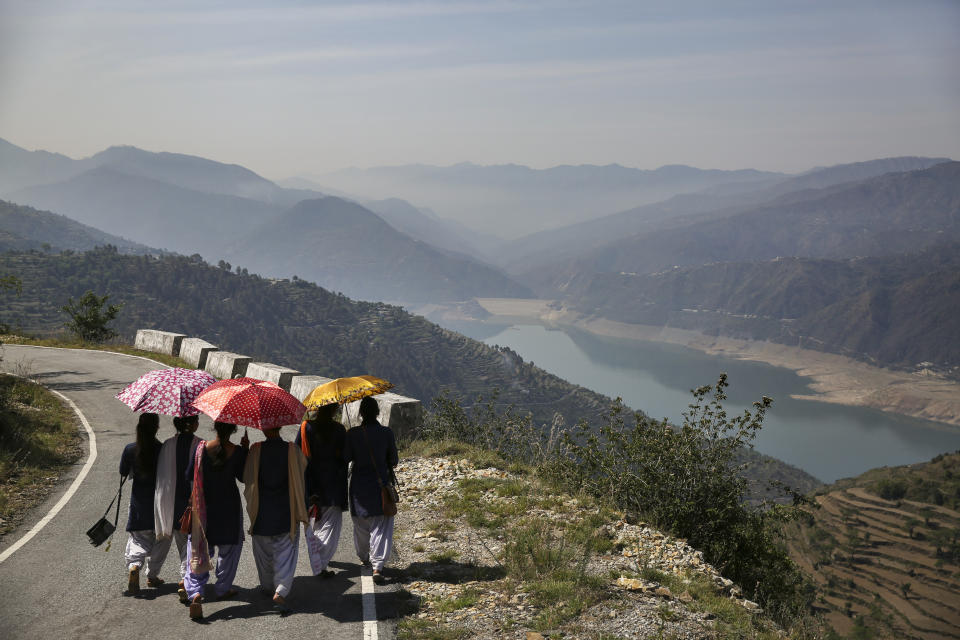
432, 587, 482, 613
2, 335, 190, 369
396, 619, 470, 640
503, 518, 611, 629
0, 374, 81, 536
429, 549, 458, 564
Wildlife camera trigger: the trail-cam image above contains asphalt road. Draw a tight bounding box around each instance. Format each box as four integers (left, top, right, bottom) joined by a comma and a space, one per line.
0, 345, 400, 639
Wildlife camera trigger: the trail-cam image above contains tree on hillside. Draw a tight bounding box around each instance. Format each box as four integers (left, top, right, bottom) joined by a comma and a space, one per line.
60, 291, 122, 343
0, 274, 22, 334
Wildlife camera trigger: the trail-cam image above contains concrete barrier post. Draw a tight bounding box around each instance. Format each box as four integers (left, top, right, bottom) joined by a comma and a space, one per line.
246, 363, 301, 391
204, 351, 252, 380
342, 392, 422, 440
134, 329, 186, 357
179, 338, 219, 369
289, 375, 335, 404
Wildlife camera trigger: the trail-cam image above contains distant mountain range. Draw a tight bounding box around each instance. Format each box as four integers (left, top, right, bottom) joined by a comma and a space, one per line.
530, 161, 960, 292
498, 156, 951, 274
309, 161, 787, 238
0, 139, 529, 303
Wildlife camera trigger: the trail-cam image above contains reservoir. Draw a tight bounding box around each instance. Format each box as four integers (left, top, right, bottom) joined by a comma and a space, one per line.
478, 324, 960, 484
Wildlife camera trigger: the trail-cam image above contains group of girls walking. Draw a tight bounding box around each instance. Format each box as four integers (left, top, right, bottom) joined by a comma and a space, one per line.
119, 395, 398, 621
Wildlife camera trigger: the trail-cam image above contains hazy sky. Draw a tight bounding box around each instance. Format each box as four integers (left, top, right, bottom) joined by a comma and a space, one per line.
1, 0, 958, 178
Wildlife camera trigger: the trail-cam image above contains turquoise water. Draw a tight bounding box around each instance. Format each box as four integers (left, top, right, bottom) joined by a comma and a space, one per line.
479, 324, 960, 483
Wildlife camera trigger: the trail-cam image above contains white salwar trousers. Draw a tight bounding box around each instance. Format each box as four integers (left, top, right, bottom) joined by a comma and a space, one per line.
352, 515, 394, 571
125, 530, 172, 580
305, 506, 343, 574
172, 530, 189, 580
252, 531, 300, 598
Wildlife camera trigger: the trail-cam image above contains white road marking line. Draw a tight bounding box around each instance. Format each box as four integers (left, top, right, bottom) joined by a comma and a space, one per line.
0, 386, 97, 564
361, 568, 379, 640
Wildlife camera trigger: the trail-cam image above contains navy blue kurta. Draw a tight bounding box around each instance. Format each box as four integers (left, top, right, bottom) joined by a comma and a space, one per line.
344, 420, 398, 518
186, 445, 248, 545
119, 440, 162, 532
295, 419, 348, 510
250, 438, 291, 537
173, 432, 196, 523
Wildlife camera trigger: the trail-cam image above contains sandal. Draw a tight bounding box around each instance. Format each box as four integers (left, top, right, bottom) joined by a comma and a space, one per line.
178, 581, 188, 604
272, 594, 292, 615
372, 570, 385, 585
127, 567, 141, 595
217, 588, 239, 601
146, 576, 165, 588
189, 595, 203, 620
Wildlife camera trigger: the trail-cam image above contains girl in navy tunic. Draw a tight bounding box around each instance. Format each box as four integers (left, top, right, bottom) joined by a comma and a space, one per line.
183, 421, 248, 619
344, 397, 398, 583
244, 427, 308, 613
119, 412, 171, 595
295, 403, 348, 577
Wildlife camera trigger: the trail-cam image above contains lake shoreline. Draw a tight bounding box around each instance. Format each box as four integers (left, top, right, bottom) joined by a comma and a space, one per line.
471, 298, 960, 429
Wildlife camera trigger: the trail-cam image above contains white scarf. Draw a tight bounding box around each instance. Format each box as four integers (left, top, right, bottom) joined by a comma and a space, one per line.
154, 434, 199, 539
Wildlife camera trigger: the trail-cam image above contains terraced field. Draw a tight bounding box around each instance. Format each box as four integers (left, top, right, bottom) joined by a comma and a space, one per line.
786, 453, 960, 639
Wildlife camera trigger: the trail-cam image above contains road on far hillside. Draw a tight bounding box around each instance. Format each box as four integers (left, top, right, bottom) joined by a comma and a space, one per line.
0, 345, 400, 639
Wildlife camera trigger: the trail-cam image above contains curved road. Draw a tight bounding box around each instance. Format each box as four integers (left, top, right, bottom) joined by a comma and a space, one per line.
0, 346, 399, 639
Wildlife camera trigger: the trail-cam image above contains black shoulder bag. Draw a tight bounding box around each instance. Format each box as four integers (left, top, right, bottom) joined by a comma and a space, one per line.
86, 475, 126, 548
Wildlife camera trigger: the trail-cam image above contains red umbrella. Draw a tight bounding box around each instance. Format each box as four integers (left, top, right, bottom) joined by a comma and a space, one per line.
189, 377, 306, 430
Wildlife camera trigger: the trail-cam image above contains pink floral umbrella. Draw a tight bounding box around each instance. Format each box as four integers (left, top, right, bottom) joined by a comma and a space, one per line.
188, 377, 306, 430
116, 368, 217, 417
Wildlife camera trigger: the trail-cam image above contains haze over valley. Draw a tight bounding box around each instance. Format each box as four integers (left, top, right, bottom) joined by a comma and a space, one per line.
2, 2, 960, 637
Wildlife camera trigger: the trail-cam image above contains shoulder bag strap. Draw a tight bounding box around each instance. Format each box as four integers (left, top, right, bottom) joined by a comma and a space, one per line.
105, 475, 127, 524
359, 424, 387, 489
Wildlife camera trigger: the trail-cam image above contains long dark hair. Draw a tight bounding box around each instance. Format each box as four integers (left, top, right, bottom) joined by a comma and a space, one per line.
309, 403, 342, 450
210, 421, 237, 470
134, 412, 160, 476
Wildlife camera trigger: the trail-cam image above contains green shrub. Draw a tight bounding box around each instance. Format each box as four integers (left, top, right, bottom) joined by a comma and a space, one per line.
424, 374, 814, 627
874, 478, 908, 501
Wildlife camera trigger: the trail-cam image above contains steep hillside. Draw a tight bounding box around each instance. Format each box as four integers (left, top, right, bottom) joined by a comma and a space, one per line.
561, 244, 960, 372
503, 156, 950, 276
0, 247, 598, 427
224, 197, 532, 302
0, 200, 154, 254
784, 452, 960, 639
7, 167, 278, 256
533, 161, 960, 291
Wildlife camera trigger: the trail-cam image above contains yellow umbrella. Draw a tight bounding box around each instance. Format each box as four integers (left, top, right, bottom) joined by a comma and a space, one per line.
302, 375, 394, 408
